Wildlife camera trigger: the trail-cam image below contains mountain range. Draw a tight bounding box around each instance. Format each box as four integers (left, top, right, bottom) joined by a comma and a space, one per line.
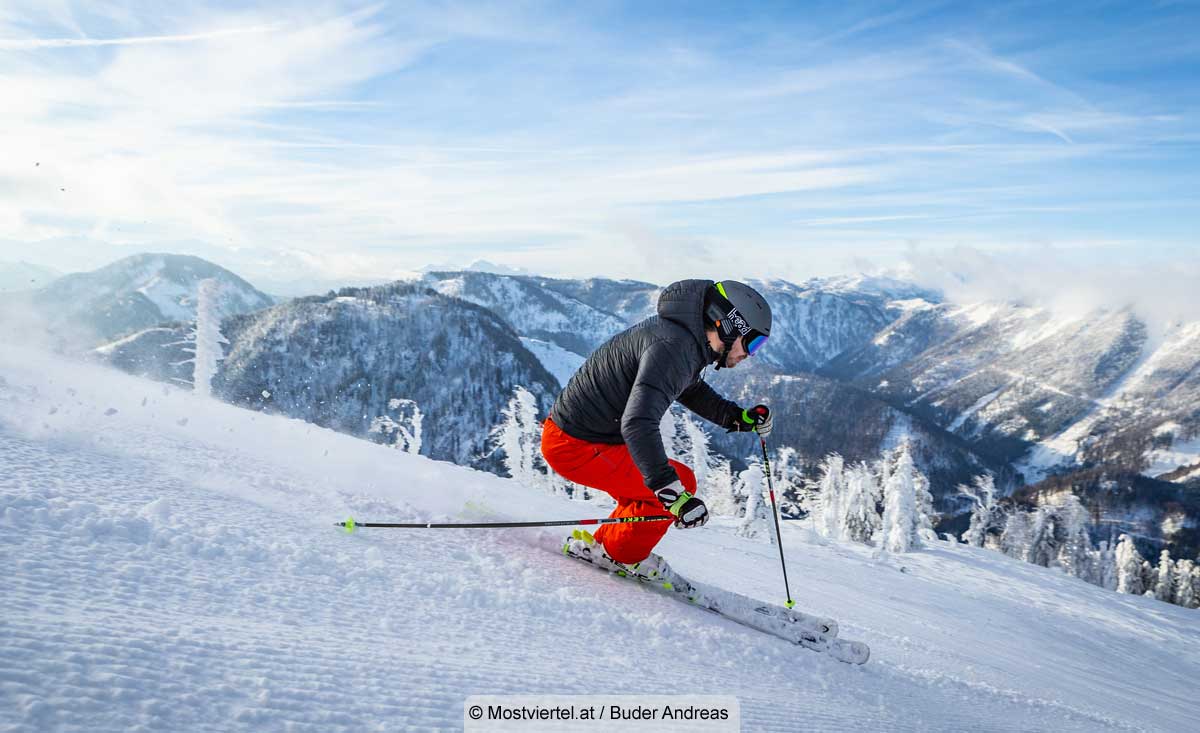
6, 252, 1197, 557
0, 253, 273, 348
0, 260, 61, 293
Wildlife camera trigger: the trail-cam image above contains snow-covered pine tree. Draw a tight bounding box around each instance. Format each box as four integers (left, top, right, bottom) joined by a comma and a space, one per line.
187, 278, 228, 398
496, 386, 554, 493
368, 397, 424, 455
814, 453, 845, 539
770, 446, 806, 518
735, 463, 774, 543
1190, 562, 1200, 609
1115, 534, 1144, 595
881, 442, 920, 553
1000, 509, 1032, 561
704, 457, 739, 517
1175, 559, 1198, 608
841, 462, 881, 544
1094, 540, 1118, 591
960, 473, 997, 548
914, 468, 937, 542
1055, 494, 1095, 581
1140, 559, 1158, 598
875, 452, 892, 507
1155, 549, 1175, 602
1026, 505, 1059, 567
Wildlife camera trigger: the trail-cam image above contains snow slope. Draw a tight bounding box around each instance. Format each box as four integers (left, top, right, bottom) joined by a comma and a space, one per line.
519, 337, 585, 388
2, 348, 1198, 732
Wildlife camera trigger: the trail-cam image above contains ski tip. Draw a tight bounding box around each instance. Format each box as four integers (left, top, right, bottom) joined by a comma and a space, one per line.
342, 517, 356, 534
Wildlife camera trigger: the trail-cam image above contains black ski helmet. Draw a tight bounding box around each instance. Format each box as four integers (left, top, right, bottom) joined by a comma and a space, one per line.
703, 280, 771, 368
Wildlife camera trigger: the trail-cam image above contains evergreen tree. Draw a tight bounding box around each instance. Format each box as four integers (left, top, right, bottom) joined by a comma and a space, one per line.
1115, 534, 1144, 595
1055, 494, 1095, 581
736, 463, 774, 544
815, 453, 845, 539
881, 442, 920, 553
914, 469, 937, 543
368, 397, 424, 455
960, 473, 997, 548
1140, 559, 1158, 598
1155, 549, 1175, 602
1094, 540, 1118, 592
770, 447, 806, 518
1176, 559, 1199, 609
177, 278, 228, 397
1000, 509, 1032, 561
841, 462, 881, 544
495, 386, 559, 494
1026, 505, 1059, 566
704, 457, 739, 517
875, 453, 892, 508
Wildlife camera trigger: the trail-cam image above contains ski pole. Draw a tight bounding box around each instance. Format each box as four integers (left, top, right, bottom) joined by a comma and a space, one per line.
335, 514, 673, 533
758, 435, 796, 609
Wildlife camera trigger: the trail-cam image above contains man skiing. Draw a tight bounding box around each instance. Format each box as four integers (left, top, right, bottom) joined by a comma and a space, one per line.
542, 279, 773, 570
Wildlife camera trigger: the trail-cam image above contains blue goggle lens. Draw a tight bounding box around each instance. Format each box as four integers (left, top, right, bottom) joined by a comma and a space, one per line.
745, 334, 768, 355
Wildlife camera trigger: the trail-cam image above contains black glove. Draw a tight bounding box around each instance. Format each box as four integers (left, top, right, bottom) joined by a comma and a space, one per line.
654, 480, 709, 529
728, 404, 773, 439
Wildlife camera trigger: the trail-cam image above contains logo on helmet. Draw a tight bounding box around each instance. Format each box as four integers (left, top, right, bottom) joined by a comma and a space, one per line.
726, 308, 751, 336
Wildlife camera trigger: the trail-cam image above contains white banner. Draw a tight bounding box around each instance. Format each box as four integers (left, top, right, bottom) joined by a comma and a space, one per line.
464, 695, 741, 732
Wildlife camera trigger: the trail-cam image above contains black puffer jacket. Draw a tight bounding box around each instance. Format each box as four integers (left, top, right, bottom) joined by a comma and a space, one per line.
548, 279, 741, 490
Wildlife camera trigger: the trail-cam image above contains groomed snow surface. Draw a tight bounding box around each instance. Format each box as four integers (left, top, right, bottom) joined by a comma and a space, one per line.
2, 348, 1197, 732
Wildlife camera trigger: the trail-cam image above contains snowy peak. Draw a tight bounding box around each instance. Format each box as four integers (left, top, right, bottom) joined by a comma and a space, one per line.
729, 278, 939, 373
0, 260, 61, 293
213, 281, 560, 468
827, 296, 1200, 485
421, 271, 646, 355
799, 273, 942, 303
417, 271, 941, 373
10, 253, 274, 349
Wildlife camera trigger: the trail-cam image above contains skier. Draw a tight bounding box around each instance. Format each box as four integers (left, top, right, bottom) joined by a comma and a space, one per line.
542, 279, 773, 570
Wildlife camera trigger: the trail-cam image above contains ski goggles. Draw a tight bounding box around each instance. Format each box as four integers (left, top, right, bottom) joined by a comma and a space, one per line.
744, 331, 768, 356
719, 309, 768, 356
707, 294, 768, 356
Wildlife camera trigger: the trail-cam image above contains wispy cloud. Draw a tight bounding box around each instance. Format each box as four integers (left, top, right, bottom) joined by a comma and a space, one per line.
901, 243, 1200, 325
0, 0, 1196, 286
0, 24, 279, 49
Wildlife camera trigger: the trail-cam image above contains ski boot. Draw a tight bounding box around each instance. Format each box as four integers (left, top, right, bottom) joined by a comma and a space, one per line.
563, 529, 675, 584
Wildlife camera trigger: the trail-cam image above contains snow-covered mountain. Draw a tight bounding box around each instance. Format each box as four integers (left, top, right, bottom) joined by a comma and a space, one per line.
818, 300, 1200, 555
421, 271, 648, 356
98, 282, 560, 469
71, 255, 1200, 556
746, 276, 942, 373
2, 346, 1196, 731
827, 302, 1200, 485
0, 260, 60, 293
414, 271, 985, 494
419, 271, 943, 376
2, 253, 274, 349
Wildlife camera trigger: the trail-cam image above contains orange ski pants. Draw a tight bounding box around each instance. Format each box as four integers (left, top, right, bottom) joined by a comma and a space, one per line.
540, 418, 697, 564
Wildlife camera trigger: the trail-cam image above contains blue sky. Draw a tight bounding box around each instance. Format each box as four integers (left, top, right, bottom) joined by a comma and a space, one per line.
0, 0, 1197, 290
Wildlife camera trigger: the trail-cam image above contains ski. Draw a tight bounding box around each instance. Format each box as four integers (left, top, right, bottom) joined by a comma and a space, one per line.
561, 541, 870, 665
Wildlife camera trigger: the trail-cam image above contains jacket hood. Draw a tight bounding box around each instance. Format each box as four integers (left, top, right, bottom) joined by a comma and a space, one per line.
657, 279, 716, 360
